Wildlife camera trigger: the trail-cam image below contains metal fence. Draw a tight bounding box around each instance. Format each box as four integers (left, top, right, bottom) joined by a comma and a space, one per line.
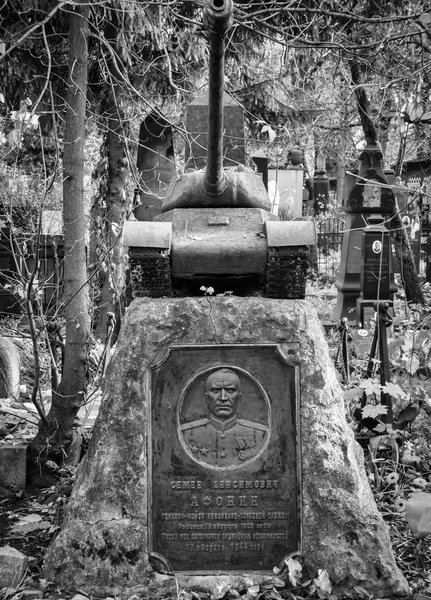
316, 217, 345, 279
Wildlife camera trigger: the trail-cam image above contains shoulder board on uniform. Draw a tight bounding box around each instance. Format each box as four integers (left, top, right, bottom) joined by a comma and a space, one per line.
180, 418, 209, 431
237, 419, 268, 431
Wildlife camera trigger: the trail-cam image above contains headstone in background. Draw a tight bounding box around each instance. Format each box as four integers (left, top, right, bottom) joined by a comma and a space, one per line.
40, 210, 64, 311
394, 174, 431, 282
334, 147, 397, 322
313, 153, 329, 215
361, 220, 391, 299
350, 328, 373, 359
251, 150, 268, 191
422, 223, 431, 282
420, 175, 431, 282
268, 167, 303, 219
185, 92, 245, 169
135, 115, 176, 222
0, 216, 21, 315
393, 181, 421, 273
356, 216, 393, 326
0, 336, 20, 399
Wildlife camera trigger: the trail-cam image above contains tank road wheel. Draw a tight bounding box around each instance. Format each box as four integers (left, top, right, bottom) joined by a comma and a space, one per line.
123, 221, 172, 299
265, 220, 316, 299
266, 246, 310, 299
129, 250, 172, 298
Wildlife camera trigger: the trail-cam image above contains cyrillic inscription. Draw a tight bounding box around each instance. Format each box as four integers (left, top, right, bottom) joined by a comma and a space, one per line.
158, 480, 293, 557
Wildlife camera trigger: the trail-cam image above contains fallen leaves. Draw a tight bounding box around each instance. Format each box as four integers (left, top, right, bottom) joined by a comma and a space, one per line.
10, 513, 52, 534
312, 569, 333, 599
286, 556, 302, 587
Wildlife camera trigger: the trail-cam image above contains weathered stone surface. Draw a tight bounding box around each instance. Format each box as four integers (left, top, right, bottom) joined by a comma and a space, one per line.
0, 337, 20, 399
43, 297, 409, 599
0, 444, 26, 489
20, 590, 44, 599
0, 545, 28, 588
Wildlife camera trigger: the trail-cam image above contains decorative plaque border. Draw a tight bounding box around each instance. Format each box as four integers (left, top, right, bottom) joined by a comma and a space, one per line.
148, 344, 302, 575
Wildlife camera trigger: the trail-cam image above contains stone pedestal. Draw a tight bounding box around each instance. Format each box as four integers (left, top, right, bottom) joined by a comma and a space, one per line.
43, 297, 408, 599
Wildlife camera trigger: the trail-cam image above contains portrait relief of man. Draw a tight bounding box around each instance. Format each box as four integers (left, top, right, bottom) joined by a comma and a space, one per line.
180, 368, 269, 468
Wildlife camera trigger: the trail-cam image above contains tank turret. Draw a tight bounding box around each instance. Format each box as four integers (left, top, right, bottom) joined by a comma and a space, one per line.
161, 0, 269, 213
124, 0, 316, 299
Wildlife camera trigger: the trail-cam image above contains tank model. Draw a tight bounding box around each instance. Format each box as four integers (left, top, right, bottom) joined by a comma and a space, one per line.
123, 0, 315, 299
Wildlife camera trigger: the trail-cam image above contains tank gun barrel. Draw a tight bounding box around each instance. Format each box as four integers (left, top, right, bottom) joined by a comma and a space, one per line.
202, 0, 233, 196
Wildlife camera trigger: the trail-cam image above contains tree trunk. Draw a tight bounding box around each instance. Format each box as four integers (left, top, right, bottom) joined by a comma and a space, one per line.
350, 59, 425, 305
28, 1, 90, 484
91, 91, 130, 345
349, 61, 379, 146
90, 11, 133, 346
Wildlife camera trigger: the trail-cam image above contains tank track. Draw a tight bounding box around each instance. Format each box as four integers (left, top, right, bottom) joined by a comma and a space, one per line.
266, 246, 310, 299
129, 249, 172, 298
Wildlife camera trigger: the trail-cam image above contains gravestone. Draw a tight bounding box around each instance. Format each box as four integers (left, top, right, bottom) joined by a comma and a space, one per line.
0, 337, 20, 399
360, 226, 391, 299
313, 154, 329, 215
420, 178, 431, 281
393, 181, 421, 273
334, 146, 397, 322
268, 167, 303, 219
423, 222, 431, 281
40, 209, 64, 310
0, 215, 21, 315
43, 297, 408, 599
356, 216, 392, 326
185, 92, 245, 170
251, 150, 268, 191
135, 114, 176, 222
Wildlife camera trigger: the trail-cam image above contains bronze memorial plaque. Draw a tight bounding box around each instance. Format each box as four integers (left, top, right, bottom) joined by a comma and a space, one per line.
150, 344, 300, 573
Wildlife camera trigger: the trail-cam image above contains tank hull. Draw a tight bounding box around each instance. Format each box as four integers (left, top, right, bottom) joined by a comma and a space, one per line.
155, 208, 278, 278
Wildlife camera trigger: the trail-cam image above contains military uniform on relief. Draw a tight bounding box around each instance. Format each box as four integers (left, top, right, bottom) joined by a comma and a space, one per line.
181, 414, 268, 467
